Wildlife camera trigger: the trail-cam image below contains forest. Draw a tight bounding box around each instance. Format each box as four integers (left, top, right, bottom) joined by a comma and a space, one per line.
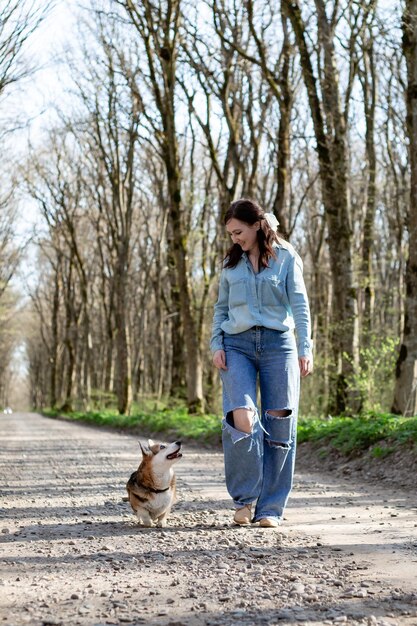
0, 0, 416, 419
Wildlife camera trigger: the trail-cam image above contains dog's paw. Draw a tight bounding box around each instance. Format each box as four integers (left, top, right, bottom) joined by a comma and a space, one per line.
136, 512, 153, 527
156, 520, 167, 528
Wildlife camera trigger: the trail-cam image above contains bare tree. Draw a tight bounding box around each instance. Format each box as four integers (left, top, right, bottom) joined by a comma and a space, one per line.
0, 191, 20, 297
65, 10, 143, 415
26, 143, 86, 412
392, 0, 417, 416
112, 0, 208, 413
281, 0, 362, 412
0, 287, 20, 406
0, 0, 50, 98
211, 0, 297, 236
357, 2, 378, 339
0, 0, 52, 404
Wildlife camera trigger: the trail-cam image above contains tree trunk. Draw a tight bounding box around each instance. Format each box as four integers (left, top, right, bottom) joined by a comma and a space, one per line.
61, 259, 77, 412
392, 0, 417, 416
359, 21, 377, 342
168, 175, 204, 412
272, 8, 292, 238
115, 318, 132, 414
50, 258, 60, 408
282, 0, 357, 413
167, 246, 185, 397
63, 336, 75, 412
104, 335, 114, 393
115, 250, 132, 415
126, 0, 204, 412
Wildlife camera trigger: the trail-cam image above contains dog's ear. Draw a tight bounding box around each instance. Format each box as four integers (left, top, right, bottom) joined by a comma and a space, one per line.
147, 438, 155, 448
139, 441, 151, 457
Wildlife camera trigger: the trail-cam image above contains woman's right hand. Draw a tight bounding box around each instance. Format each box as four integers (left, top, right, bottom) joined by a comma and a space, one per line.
213, 349, 227, 370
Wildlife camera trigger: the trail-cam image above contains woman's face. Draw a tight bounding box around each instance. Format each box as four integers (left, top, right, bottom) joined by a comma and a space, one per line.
226, 218, 259, 254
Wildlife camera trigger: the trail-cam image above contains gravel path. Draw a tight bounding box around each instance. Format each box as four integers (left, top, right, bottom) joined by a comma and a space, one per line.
1, 412, 417, 626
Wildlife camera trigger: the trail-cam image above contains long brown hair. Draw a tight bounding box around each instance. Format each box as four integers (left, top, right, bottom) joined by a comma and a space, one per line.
224, 198, 279, 269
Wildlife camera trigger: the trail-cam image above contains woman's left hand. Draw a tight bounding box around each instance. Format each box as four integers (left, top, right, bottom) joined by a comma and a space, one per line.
299, 356, 313, 378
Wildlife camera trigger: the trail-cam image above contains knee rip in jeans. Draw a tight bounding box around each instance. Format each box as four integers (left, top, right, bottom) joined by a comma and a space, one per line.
265, 409, 292, 449
226, 407, 256, 434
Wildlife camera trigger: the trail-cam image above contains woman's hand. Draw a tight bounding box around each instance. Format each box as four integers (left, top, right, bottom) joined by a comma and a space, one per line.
213, 349, 227, 370
299, 356, 313, 378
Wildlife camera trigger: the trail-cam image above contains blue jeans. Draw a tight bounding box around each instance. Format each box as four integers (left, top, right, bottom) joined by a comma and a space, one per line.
220, 327, 300, 523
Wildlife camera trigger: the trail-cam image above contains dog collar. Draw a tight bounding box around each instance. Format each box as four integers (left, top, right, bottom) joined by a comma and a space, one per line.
147, 486, 170, 493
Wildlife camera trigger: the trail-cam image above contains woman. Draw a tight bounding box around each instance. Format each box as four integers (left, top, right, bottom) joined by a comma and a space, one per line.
211, 198, 313, 528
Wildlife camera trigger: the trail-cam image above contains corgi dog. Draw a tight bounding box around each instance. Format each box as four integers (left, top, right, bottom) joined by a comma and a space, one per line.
126, 439, 182, 527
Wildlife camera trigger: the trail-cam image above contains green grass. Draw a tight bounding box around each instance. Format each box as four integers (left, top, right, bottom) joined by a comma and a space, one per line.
297, 411, 417, 456
42, 405, 222, 445
42, 404, 417, 457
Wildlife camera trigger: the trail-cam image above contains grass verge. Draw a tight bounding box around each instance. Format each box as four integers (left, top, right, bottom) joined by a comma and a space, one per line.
42, 405, 222, 445
297, 411, 417, 457
42, 405, 417, 458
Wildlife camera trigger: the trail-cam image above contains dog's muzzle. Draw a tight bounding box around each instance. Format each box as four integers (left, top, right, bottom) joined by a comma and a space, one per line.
166, 442, 182, 460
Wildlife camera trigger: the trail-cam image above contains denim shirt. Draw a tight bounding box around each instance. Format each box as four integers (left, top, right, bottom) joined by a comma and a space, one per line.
210, 241, 313, 357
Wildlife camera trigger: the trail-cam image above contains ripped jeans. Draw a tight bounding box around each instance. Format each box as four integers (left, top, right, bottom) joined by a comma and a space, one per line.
220, 327, 300, 523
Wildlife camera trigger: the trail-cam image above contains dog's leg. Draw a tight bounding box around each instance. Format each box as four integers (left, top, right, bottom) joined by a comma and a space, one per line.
136, 508, 153, 527
156, 509, 170, 528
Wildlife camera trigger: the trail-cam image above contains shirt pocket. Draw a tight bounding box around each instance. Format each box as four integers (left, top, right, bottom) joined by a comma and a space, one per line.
261, 275, 286, 306
228, 277, 247, 307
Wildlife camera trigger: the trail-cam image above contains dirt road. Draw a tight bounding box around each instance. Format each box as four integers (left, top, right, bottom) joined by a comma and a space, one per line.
1, 412, 417, 626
